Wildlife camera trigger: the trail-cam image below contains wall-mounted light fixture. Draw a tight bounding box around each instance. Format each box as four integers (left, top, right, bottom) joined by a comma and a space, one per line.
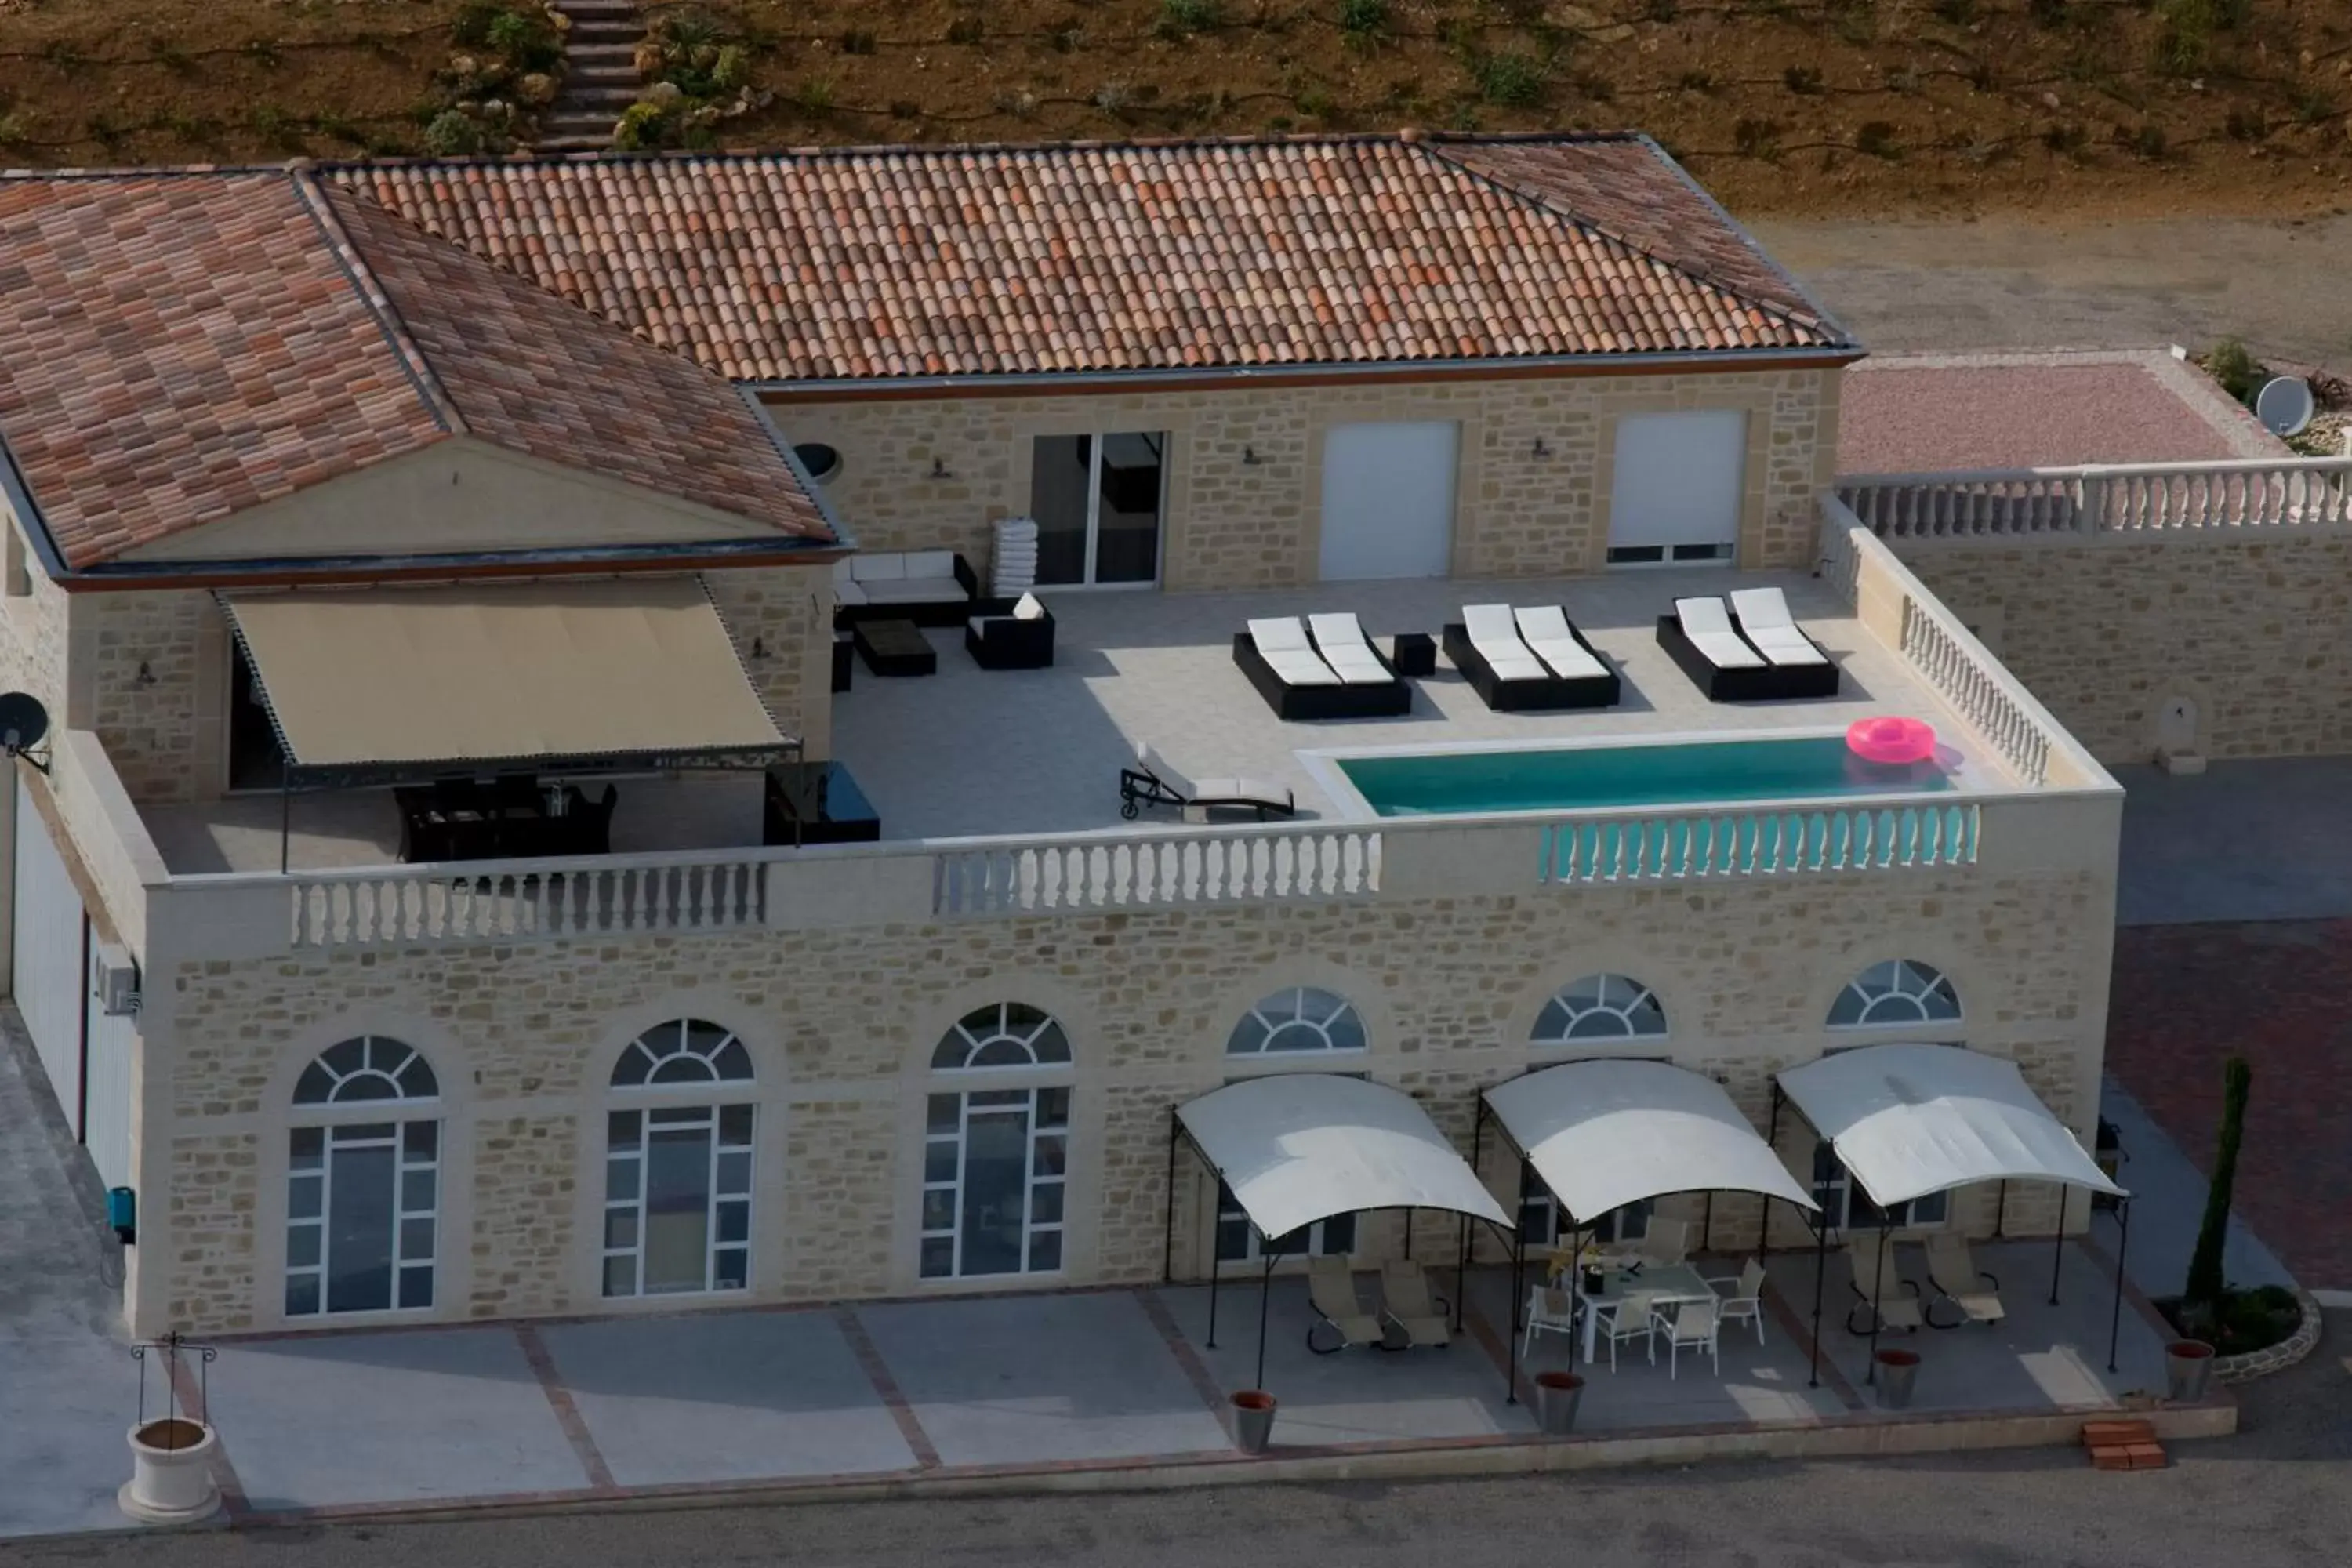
135, 661, 157, 687
928, 456, 952, 480
749, 637, 768, 660
1530, 437, 1552, 459
1242, 446, 1264, 466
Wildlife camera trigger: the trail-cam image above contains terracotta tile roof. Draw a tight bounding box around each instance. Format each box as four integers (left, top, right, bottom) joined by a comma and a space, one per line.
315, 186, 831, 544
0, 172, 446, 569
0, 169, 830, 570
332, 132, 1853, 385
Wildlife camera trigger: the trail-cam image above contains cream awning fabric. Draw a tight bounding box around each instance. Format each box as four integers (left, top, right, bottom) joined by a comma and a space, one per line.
222, 577, 787, 769
1777, 1044, 2125, 1209
1177, 1075, 1509, 1241
1484, 1060, 1817, 1225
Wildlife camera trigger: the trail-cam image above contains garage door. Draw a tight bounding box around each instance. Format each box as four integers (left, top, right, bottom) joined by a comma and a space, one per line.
12, 777, 86, 1131
1606, 409, 1748, 565
1318, 422, 1458, 581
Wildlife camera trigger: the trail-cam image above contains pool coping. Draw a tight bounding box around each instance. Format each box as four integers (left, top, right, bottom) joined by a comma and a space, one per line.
1298, 724, 2014, 825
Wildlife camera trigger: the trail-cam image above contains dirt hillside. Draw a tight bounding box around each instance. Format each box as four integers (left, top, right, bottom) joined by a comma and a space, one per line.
2, 0, 2348, 220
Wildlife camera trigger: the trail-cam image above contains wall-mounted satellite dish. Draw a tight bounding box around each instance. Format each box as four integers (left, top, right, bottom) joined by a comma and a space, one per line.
0, 691, 51, 773
2255, 376, 2314, 438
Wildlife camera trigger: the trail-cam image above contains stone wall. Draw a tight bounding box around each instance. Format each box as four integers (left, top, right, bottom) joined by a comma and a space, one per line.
1894, 530, 2352, 764
147, 860, 2110, 1335
764, 366, 1840, 590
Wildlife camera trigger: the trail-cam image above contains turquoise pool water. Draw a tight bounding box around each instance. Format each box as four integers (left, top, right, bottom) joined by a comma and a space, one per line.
1338, 735, 1957, 818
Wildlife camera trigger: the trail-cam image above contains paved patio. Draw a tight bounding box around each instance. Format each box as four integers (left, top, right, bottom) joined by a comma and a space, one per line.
2114, 758, 2352, 926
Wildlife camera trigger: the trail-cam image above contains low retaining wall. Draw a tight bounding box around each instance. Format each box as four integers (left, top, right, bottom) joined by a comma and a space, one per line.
2214, 1290, 2326, 1385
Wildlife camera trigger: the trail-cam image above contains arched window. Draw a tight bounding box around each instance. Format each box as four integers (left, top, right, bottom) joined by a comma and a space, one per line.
602, 1020, 755, 1299
931, 1002, 1072, 1070
1534, 975, 1666, 1043
1226, 987, 1367, 1055
922, 1004, 1072, 1280
1828, 960, 1962, 1029
285, 1037, 440, 1318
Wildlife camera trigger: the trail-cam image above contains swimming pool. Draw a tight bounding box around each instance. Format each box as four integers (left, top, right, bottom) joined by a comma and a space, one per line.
1328, 734, 1960, 818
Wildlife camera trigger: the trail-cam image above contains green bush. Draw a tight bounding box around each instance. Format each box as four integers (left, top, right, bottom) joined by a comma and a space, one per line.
423, 107, 487, 155
1339, 0, 1389, 39
1472, 52, 1548, 108
1856, 121, 1900, 159
1156, 0, 1222, 37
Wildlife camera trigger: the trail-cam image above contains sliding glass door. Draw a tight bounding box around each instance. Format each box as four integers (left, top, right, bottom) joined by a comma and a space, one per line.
1029, 432, 1164, 586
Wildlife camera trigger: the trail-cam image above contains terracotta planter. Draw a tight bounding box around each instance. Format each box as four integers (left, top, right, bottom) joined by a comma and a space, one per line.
2167, 1339, 2216, 1403
1229, 1389, 1277, 1456
120, 1418, 220, 1523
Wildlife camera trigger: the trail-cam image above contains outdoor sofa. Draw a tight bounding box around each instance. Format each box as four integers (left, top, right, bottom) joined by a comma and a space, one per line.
1441, 603, 1621, 712
832, 551, 998, 626
1232, 614, 1413, 721
1657, 590, 1839, 702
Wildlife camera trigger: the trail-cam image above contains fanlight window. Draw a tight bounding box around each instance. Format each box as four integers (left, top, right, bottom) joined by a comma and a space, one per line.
1828, 960, 1962, 1029
932, 1004, 1073, 1070
1226, 987, 1367, 1054
293, 1036, 438, 1105
1534, 975, 1666, 1042
612, 1019, 755, 1087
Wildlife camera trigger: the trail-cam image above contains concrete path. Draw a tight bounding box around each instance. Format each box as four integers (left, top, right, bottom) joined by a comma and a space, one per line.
2097, 1082, 2297, 1305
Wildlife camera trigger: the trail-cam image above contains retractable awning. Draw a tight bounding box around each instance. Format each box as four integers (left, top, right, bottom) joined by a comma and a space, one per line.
1777, 1043, 2125, 1209
1175, 1074, 1508, 1240
1483, 1058, 1817, 1223
221, 578, 789, 773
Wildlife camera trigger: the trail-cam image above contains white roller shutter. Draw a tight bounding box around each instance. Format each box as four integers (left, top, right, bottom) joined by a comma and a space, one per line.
1318, 422, 1459, 580
82, 994, 135, 1192
11, 777, 85, 1131
1607, 409, 1748, 561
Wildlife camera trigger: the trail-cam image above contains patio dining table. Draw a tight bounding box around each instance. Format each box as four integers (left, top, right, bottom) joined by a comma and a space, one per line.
1575, 1261, 1716, 1363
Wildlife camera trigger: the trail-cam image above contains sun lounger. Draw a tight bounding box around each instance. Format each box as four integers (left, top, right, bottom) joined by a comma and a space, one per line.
1378, 1259, 1451, 1349
1657, 594, 1838, 702
1843, 1234, 1925, 1336
1233, 615, 1413, 720
1922, 1234, 2005, 1327
1118, 742, 1296, 823
1305, 1255, 1387, 1354
1442, 604, 1621, 712
1726, 588, 1839, 697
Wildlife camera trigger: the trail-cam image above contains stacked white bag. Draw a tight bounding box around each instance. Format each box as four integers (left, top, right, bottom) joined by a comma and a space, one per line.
993, 515, 1040, 597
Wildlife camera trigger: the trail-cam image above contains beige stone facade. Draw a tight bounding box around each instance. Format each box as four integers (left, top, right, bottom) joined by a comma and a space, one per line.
1893, 528, 2352, 764
140, 851, 2112, 1337
765, 365, 1842, 589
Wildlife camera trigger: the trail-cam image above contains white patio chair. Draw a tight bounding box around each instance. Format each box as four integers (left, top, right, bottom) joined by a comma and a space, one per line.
1597, 1289, 1659, 1372
1923, 1234, 2006, 1327
1727, 586, 1831, 669
1305, 1254, 1384, 1354
1844, 1235, 1925, 1335
1378, 1258, 1451, 1349
1650, 1296, 1722, 1380
1705, 1257, 1769, 1345
1637, 1216, 1689, 1269
1522, 1283, 1580, 1359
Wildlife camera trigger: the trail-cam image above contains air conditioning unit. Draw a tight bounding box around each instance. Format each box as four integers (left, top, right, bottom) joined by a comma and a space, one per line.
90, 941, 140, 1016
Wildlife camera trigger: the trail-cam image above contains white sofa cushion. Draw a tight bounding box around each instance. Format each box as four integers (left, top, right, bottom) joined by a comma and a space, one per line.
834, 578, 869, 608
1013, 593, 1047, 621
832, 557, 858, 586
851, 554, 906, 583
902, 550, 957, 581
857, 577, 966, 605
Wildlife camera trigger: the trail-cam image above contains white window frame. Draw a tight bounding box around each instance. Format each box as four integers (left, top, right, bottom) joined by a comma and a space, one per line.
1828, 959, 1962, 1030
1516, 1167, 1650, 1247
1225, 987, 1368, 1056
1028, 430, 1167, 590
286, 1036, 441, 1319
921, 1003, 1076, 1281
602, 1019, 757, 1300
1532, 975, 1668, 1044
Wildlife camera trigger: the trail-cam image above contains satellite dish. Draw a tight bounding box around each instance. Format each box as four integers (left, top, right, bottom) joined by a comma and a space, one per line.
2255, 376, 2314, 437
0, 691, 49, 758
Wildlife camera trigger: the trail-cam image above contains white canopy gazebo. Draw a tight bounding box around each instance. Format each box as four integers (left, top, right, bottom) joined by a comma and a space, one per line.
1474, 1060, 1818, 1390
1775, 1043, 2132, 1378
1165, 1074, 1510, 1392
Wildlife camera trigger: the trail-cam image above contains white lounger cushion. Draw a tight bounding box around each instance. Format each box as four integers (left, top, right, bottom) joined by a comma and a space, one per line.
1307, 613, 1394, 686
1728, 587, 1829, 667
1138, 743, 1293, 815
1462, 604, 1548, 682
1675, 597, 1766, 670
1514, 605, 1607, 681
1247, 618, 1340, 687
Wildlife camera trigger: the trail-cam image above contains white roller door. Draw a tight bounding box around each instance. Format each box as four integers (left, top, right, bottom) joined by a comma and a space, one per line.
82, 1000, 135, 1192
1318, 422, 1459, 581
1606, 409, 1748, 564
11, 776, 86, 1131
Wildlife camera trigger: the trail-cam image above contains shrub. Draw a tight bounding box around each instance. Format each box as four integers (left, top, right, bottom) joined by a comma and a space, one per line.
1856, 121, 1900, 158
2042, 122, 2086, 154
423, 107, 487, 155
1783, 65, 1824, 96
1156, 0, 1222, 36
2027, 0, 2071, 24
1644, 0, 1679, 19
1339, 0, 1389, 42
840, 29, 876, 56
1733, 117, 1780, 157
2225, 108, 2267, 142
946, 16, 985, 45
2202, 337, 2266, 405
2185, 1055, 2252, 1308
1676, 71, 1713, 93
1930, 0, 1975, 22
1472, 52, 1549, 108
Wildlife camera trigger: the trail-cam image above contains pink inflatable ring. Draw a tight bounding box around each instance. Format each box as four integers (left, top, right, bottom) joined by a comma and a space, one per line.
1846, 716, 1937, 766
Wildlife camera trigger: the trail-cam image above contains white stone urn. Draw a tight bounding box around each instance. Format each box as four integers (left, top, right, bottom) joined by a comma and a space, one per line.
119, 1417, 220, 1523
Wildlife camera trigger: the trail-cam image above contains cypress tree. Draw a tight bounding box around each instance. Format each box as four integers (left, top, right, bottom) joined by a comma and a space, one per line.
2184, 1055, 2252, 1311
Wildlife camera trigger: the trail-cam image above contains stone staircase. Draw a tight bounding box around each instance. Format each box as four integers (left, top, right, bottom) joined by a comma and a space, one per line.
536, 0, 646, 153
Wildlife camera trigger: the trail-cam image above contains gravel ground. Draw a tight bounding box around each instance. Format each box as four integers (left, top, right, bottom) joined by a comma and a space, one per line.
9, 1313, 2343, 1568
1755, 212, 2352, 376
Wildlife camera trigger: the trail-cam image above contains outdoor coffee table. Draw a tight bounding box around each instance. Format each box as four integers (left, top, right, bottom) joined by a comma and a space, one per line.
1576, 1261, 1716, 1363
853, 618, 937, 677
